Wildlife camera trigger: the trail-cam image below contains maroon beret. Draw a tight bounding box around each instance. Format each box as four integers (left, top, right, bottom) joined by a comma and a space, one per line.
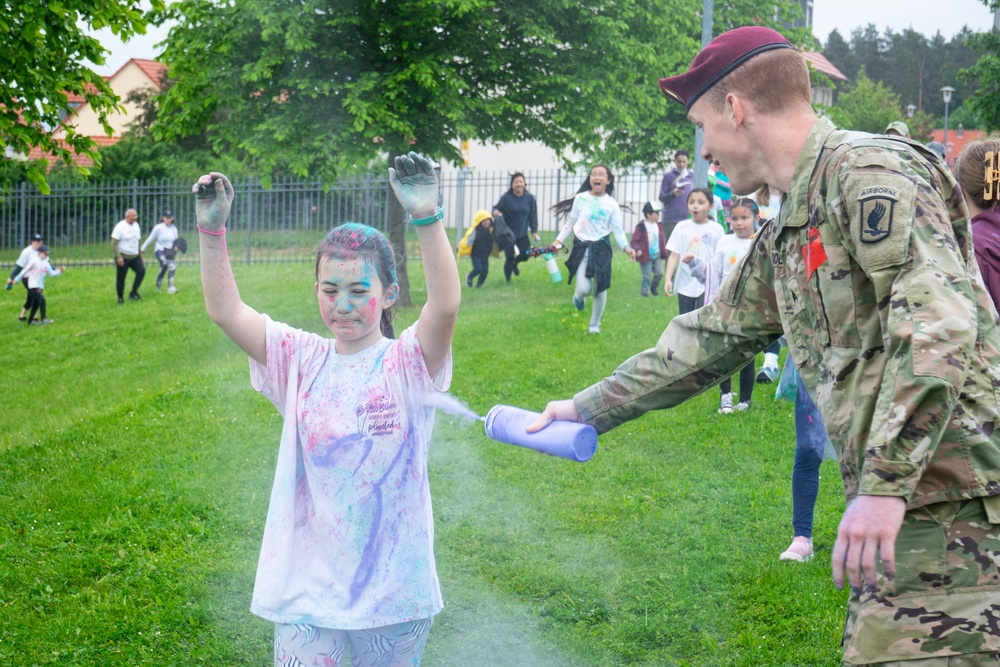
659, 26, 795, 110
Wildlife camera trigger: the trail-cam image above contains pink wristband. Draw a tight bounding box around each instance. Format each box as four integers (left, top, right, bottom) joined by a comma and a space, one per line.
197, 224, 226, 236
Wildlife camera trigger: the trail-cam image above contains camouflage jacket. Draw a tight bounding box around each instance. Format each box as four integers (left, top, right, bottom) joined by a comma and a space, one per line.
575, 117, 1000, 509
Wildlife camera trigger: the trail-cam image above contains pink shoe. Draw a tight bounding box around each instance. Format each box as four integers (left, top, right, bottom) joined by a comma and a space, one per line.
779, 536, 813, 562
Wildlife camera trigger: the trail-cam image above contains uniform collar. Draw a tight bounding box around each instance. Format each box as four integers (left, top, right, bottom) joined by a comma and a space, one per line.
779, 117, 837, 230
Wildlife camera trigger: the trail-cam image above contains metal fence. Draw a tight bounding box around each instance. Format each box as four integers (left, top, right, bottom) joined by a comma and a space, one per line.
0, 168, 667, 268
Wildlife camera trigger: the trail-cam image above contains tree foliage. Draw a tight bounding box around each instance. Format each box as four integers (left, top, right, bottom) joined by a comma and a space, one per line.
962, 1, 1000, 131
151, 0, 808, 303
824, 68, 903, 134
154, 0, 809, 178
822, 24, 980, 121
0, 0, 164, 194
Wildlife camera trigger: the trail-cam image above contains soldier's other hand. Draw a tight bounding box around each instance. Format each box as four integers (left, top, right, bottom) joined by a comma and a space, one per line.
388, 152, 439, 221
664, 279, 673, 297
832, 494, 906, 594
526, 399, 582, 433
116, 257, 124, 267
625, 247, 637, 261
193, 172, 234, 233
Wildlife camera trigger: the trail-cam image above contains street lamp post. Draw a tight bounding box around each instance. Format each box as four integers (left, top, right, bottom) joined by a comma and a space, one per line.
905, 104, 916, 118
941, 86, 955, 166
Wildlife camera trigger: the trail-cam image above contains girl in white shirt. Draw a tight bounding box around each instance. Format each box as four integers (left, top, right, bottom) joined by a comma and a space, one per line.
551, 165, 636, 334
194, 153, 459, 666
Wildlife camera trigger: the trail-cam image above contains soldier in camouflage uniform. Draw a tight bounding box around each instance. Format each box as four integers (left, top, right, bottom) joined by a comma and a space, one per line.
530, 26, 1000, 666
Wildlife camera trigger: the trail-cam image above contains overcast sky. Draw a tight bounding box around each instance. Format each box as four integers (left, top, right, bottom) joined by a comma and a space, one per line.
811, 0, 994, 45
89, 1, 997, 75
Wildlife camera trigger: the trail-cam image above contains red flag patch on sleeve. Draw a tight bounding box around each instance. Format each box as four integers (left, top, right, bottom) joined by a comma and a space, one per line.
803, 227, 827, 280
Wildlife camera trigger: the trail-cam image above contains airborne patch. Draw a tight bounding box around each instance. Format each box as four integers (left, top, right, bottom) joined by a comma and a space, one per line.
858, 186, 899, 244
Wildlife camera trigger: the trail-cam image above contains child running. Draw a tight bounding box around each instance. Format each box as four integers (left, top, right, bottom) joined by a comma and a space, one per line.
460, 209, 495, 288
10, 244, 64, 325
193, 152, 460, 667
551, 165, 637, 334
691, 198, 758, 413
663, 187, 725, 314
629, 201, 667, 297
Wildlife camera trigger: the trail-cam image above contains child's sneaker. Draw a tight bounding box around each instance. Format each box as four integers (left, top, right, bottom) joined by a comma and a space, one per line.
718, 392, 734, 414
38, 318, 54, 325
588, 324, 600, 335
573, 295, 586, 311
779, 536, 813, 562
167, 286, 178, 294
756, 365, 779, 384
736, 401, 751, 411
466, 273, 474, 288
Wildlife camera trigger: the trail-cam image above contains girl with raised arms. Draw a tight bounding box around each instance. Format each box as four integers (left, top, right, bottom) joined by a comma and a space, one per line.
193, 152, 460, 667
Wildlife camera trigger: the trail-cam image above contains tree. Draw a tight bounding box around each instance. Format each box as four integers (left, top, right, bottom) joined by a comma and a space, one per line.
92, 80, 250, 182
823, 29, 855, 81
962, 1, 1000, 130
0, 0, 164, 194
152, 0, 809, 305
824, 68, 902, 134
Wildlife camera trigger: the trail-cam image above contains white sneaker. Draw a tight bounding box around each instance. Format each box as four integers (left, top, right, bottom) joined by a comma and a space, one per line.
718, 392, 734, 414
167, 286, 178, 294
736, 401, 751, 412
779, 536, 814, 562
588, 324, 600, 334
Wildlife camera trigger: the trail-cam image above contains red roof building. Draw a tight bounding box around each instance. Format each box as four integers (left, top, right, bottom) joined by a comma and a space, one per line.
22, 59, 168, 168
929, 127, 986, 168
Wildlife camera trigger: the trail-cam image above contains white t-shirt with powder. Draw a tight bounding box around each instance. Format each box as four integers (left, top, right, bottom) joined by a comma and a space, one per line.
666, 218, 725, 298
249, 317, 451, 629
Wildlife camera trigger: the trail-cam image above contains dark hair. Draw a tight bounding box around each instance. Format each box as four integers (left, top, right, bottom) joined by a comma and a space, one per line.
551, 164, 617, 219
729, 197, 759, 219
315, 223, 397, 338
508, 172, 527, 191
688, 187, 714, 207
956, 138, 1000, 213
675, 149, 690, 159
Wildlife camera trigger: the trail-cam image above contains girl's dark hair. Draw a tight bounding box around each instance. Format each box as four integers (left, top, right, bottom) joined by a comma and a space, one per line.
551, 164, 616, 219
688, 187, 714, 207
315, 223, 397, 338
730, 197, 759, 219
508, 172, 527, 191
955, 138, 1000, 213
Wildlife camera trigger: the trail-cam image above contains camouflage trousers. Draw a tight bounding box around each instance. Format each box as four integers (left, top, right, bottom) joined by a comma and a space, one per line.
842, 496, 1000, 665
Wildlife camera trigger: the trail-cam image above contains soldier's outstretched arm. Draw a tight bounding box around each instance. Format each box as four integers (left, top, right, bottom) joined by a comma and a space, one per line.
551, 235, 782, 435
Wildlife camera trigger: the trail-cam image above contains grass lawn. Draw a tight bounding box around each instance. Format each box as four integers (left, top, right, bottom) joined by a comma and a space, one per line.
0, 252, 847, 666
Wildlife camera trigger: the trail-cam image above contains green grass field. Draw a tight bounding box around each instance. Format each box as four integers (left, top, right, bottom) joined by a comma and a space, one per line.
0, 254, 847, 666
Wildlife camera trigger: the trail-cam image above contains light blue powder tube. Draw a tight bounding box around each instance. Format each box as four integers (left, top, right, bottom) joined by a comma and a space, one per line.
484, 405, 598, 462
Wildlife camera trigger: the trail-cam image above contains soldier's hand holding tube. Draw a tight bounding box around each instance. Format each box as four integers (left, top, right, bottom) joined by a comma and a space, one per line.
525, 399, 584, 433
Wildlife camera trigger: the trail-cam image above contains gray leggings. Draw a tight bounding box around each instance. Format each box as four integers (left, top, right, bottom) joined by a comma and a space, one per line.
573, 248, 608, 328
274, 618, 433, 667
154, 249, 176, 287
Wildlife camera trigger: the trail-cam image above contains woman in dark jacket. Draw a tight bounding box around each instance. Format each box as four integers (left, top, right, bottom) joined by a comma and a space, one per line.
492, 172, 539, 283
